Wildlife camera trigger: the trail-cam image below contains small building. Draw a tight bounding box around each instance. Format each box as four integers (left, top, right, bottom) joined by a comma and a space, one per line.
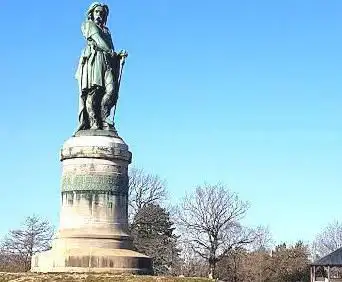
311, 247, 342, 281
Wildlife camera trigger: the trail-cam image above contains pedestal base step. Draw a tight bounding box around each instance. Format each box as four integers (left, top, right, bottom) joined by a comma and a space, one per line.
31, 247, 152, 274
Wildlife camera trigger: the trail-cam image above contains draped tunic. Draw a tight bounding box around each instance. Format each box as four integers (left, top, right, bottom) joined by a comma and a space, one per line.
75, 20, 115, 90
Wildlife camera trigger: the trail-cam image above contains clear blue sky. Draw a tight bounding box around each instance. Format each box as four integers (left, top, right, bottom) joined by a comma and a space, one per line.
1, 0, 341, 246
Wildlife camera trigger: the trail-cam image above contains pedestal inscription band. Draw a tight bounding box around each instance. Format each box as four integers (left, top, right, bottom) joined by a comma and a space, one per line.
61, 174, 128, 194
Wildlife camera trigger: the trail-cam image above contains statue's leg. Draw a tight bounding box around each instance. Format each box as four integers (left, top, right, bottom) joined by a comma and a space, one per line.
101, 70, 117, 130
86, 88, 100, 129
76, 93, 89, 131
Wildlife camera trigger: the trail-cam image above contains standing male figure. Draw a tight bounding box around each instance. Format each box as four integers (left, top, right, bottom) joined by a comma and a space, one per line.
76, 2, 126, 131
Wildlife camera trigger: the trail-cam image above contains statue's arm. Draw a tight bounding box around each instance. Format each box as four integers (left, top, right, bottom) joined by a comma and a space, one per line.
90, 33, 112, 53
82, 21, 113, 53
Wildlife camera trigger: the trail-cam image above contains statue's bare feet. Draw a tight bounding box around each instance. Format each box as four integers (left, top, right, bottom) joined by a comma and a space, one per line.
90, 123, 99, 130
102, 121, 114, 130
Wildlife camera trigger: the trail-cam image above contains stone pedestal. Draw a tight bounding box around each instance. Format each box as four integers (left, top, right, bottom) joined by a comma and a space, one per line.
31, 131, 152, 273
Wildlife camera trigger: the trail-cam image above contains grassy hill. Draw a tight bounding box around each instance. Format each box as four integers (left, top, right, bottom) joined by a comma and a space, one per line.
0, 273, 213, 282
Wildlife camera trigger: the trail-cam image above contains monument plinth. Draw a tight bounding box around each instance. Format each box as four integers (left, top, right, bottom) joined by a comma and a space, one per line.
31, 132, 152, 273
31, 2, 152, 273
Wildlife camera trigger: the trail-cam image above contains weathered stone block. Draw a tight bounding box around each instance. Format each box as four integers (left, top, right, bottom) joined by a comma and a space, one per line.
31, 133, 152, 274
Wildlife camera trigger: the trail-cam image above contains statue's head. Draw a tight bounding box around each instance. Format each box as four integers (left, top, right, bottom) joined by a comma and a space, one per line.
87, 2, 109, 26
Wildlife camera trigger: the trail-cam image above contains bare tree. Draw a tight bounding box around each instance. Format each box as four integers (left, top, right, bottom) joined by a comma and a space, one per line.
128, 167, 167, 220
217, 242, 310, 282
177, 183, 256, 279
1, 215, 54, 272
176, 242, 208, 278
312, 220, 342, 259
248, 225, 274, 252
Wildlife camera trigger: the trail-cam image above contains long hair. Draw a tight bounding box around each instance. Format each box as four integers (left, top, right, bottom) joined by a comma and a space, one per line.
86, 2, 109, 25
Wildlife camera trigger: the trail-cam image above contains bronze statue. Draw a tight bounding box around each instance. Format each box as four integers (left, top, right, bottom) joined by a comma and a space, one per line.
75, 2, 127, 132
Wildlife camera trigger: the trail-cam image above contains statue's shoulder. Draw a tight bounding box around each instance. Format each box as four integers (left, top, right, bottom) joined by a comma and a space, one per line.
103, 26, 111, 34
81, 20, 99, 38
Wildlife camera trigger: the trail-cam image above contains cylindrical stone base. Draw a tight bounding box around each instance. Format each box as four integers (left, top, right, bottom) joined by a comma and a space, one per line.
31, 132, 152, 273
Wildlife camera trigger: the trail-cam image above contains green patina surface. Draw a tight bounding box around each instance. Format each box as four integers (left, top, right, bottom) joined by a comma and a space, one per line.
61, 174, 128, 194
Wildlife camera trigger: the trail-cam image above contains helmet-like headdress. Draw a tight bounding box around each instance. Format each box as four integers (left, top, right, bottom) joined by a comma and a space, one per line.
87, 2, 109, 25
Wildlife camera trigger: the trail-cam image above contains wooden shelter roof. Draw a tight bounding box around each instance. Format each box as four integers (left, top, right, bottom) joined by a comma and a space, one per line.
312, 247, 342, 266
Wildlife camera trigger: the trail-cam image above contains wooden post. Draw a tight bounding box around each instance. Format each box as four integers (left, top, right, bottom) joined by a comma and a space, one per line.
313, 265, 316, 282
327, 266, 330, 282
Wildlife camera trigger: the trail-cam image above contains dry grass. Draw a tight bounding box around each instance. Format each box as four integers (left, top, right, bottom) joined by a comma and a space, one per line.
0, 272, 213, 282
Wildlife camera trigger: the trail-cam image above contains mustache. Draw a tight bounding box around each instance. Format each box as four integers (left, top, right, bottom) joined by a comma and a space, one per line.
95, 16, 103, 23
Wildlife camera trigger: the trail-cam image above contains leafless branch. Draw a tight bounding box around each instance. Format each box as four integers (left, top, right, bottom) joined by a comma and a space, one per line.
128, 167, 167, 221
176, 183, 253, 278
312, 220, 342, 259
0, 215, 54, 272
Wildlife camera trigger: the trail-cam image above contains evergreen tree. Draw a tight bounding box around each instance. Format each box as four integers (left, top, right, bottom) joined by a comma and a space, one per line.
130, 203, 180, 275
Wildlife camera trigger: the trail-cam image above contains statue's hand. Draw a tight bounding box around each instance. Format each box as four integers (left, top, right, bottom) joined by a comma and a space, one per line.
110, 50, 117, 57
118, 49, 128, 58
